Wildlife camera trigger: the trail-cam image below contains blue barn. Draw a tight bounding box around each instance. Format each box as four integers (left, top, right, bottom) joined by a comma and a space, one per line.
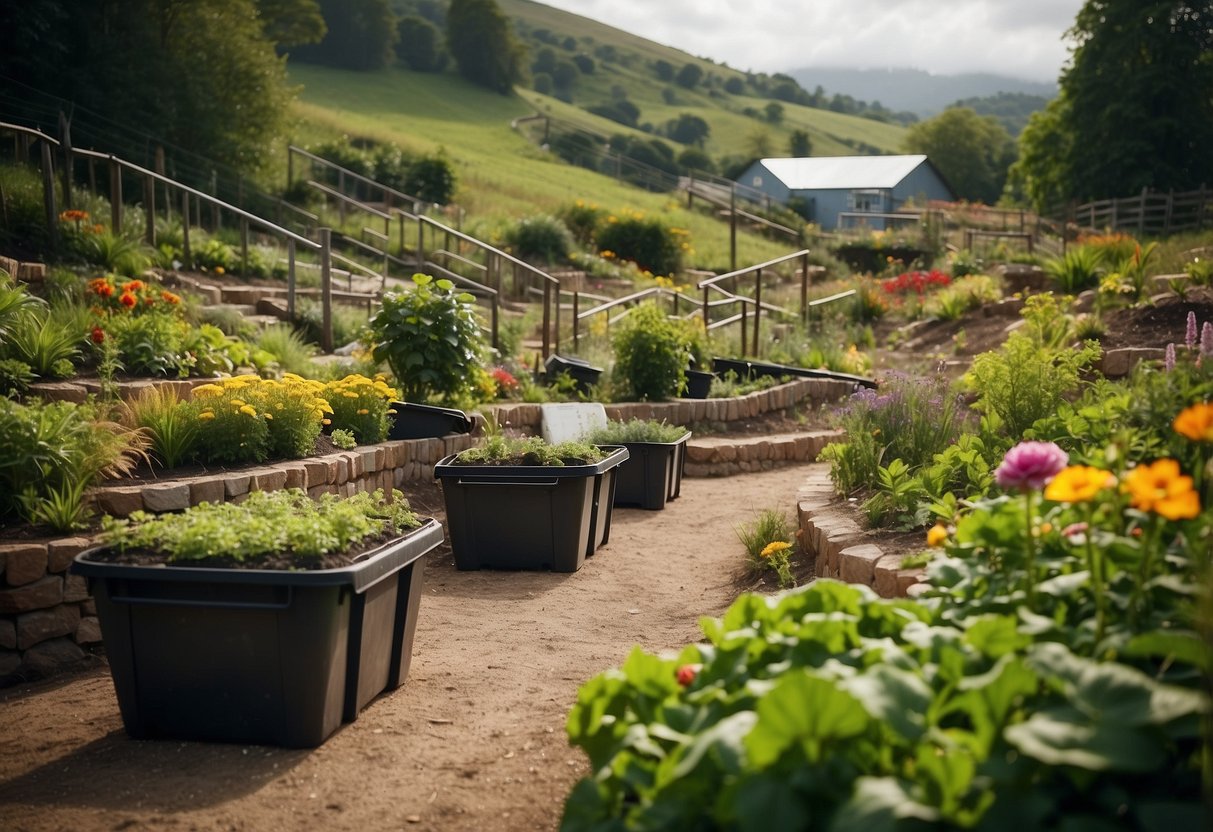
736, 155, 956, 230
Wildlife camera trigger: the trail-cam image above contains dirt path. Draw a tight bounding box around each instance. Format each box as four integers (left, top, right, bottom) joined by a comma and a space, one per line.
0, 464, 814, 832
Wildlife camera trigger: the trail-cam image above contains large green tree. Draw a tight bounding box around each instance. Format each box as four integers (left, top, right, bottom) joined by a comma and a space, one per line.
291, 0, 396, 70
1014, 1, 1213, 209
903, 107, 1017, 204
446, 0, 525, 95
0, 0, 295, 180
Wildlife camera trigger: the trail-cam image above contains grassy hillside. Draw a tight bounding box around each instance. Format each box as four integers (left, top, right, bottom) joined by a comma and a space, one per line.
288, 64, 792, 271
287, 1, 911, 273
498, 0, 907, 158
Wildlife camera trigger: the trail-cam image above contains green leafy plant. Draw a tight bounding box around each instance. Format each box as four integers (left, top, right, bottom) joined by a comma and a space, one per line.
557, 200, 605, 245
586, 419, 688, 444
454, 435, 603, 466
368, 274, 486, 404
563, 424, 1211, 829
612, 301, 688, 401
3, 311, 81, 379
104, 312, 189, 377
0, 398, 147, 530
1044, 244, 1104, 293
68, 228, 153, 277
330, 428, 357, 450
98, 488, 421, 564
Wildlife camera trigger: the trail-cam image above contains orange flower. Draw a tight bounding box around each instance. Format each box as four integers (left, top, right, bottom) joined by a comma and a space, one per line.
122, 280, 145, 293
89, 278, 114, 297
1173, 403, 1213, 442
118, 292, 137, 309
161, 291, 180, 305
1123, 459, 1201, 520
1044, 465, 1116, 503
926, 523, 948, 547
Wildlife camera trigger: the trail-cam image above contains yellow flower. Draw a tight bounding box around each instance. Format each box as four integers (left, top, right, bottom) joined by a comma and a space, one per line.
1173, 402, 1213, 442
1044, 465, 1117, 503
1123, 459, 1201, 520
240, 404, 257, 417
926, 523, 948, 547
198, 410, 215, 420
230, 398, 246, 408
759, 541, 792, 559
264, 412, 273, 420
191, 383, 223, 397
343, 391, 359, 398
357, 408, 369, 415
214, 266, 225, 275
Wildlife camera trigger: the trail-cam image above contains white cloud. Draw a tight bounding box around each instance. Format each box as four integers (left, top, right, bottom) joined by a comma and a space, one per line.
536, 0, 1084, 82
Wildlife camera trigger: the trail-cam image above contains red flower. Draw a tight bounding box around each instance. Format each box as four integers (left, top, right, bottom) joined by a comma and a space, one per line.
90, 326, 106, 344
119, 292, 137, 309
89, 278, 114, 298
675, 665, 698, 687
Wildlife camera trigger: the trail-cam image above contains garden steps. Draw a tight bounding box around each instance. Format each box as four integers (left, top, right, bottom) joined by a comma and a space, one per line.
683, 430, 841, 477
795, 464, 928, 600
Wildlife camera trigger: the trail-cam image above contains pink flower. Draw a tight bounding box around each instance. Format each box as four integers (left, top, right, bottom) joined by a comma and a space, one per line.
1186, 311, 1197, 351
1202, 322, 1213, 357
994, 441, 1069, 491
1165, 343, 1177, 372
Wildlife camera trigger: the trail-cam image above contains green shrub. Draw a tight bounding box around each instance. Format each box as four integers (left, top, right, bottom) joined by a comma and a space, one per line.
368, 274, 486, 404
122, 385, 198, 469
68, 228, 153, 277
1044, 245, 1105, 293
503, 214, 573, 264
0, 398, 146, 529
105, 313, 189, 377
557, 200, 605, 245
612, 301, 688, 401
595, 210, 684, 276
404, 152, 456, 205
4, 311, 81, 379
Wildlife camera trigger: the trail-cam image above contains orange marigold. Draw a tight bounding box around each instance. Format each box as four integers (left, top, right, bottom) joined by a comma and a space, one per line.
1123, 459, 1201, 520
118, 292, 137, 309
1044, 465, 1116, 504
1173, 402, 1213, 443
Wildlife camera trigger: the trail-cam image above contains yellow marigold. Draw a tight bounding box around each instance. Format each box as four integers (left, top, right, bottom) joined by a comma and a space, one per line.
926, 523, 948, 547
343, 391, 359, 398
198, 410, 215, 420
1123, 459, 1201, 520
230, 398, 246, 408
357, 408, 369, 415
1044, 465, 1117, 503
264, 412, 273, 420
239, 404, 257, 417
759, 541, 792, 559
1173, 402, 1213, 442
192, 384, 223, 397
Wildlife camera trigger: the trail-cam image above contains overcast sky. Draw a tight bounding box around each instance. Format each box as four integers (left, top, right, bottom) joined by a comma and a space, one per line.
537, 0, 1086, 82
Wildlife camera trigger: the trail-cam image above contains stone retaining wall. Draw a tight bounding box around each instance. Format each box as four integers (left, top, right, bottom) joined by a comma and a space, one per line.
0, 433, 474, 685
795, 465, 927, 599
487, 377, 855, 433
684, 430, 842, 477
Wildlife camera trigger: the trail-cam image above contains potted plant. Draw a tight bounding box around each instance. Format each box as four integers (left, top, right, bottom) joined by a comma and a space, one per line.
433, 436, 629, 572
585, 419, 691, 510
71, 488, 443, 748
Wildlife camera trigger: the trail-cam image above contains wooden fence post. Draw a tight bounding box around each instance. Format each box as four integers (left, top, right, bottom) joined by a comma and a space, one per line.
319, 228, 334, 353
40, 140, 58, 250
752, 268, 763, 356
110, 158, 122, 233
181, 190, 191, 268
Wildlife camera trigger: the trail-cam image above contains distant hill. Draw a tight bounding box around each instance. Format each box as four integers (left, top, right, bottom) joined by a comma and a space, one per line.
785, 67, 1056, 117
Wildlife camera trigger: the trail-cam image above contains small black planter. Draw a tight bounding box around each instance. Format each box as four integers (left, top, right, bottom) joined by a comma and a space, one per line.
608, 431, 691, 510
434, 446, 629, 572
544, 353, 603, 395
388, 402, 474, 440
71, 520, 444, 748
711, 357, 754, 379
682, 370, 713, 399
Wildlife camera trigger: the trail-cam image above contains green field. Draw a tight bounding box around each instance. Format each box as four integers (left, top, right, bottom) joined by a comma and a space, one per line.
286, 1, 910, 273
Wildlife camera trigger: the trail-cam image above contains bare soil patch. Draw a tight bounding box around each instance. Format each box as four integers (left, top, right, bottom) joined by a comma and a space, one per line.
0, 464, 817, 832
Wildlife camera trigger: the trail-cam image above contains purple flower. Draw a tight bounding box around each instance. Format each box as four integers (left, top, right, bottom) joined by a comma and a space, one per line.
1165, 342, 1177, 372
995, 441, 1069, 491
1186, 311, 1198, 351
1202, 322, 1213, 357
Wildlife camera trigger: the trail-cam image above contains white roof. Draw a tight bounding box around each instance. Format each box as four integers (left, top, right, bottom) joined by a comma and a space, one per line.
759, 155, 931, 190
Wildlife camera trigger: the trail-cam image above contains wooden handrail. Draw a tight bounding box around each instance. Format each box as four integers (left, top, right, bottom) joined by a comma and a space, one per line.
288, 145, 427, 213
